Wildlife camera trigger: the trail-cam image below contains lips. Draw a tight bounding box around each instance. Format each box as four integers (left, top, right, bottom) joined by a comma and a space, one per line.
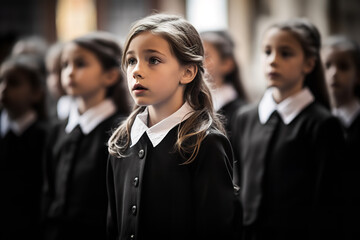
132, 83, 148, 91
268, 72, 280, 79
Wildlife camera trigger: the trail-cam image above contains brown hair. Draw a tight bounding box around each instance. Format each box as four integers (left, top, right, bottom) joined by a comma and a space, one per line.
0, 54, 47, 120
267, 18, 331, 110
200, 30, 248, 101
71, 31, 131, 115
108, 13, 225, 164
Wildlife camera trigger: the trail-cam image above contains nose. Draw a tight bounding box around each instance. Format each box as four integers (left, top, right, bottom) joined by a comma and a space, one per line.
132, 62, 144, 80
0, 81, 7, 95
62, 64, 74, 78
268, 52, 278, 67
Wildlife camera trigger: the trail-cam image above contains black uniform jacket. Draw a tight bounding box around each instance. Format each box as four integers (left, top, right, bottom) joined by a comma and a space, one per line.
339, 112, 360, 239
0, 118, 48, 239
42, 112, 123, 240
107, 124, 241, 240
218, 98, 246, 139
231, 101, 345, 237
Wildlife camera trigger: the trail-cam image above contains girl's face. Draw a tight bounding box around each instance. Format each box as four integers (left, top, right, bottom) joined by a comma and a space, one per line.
203, 41, 231, 87
262, 28, 313, 98
125, 32, 188, 113
61, 43, 109, 103
0, 69, 37, 119
322, 47, 358, 106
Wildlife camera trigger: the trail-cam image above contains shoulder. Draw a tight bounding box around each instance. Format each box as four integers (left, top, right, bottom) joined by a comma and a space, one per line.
302, 102, 341, 128
199, 128, 232, 157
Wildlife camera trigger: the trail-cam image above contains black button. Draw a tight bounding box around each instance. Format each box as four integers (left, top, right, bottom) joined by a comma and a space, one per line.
131, 205, 137, 215
130, 234, 135, 239
138, 149, 145, 158
133, 177, 139, 187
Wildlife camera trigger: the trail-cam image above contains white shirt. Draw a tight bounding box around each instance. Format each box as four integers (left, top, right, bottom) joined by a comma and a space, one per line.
211, 83, 238, 111
332, 99, 360, 128
65, 99, 117, 135
258, 87, 315, 125
57, 95, 75, 120
130, 102, 194, 148
0, 109, 37, 137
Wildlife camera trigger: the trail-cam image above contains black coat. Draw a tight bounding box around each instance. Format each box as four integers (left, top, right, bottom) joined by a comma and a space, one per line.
107, 125, 241, 240
42, 113, 124, 240
0, 118, 48, 240
231, 102, 345, 240
339, 112, 360, 239
218, 98, 246, 139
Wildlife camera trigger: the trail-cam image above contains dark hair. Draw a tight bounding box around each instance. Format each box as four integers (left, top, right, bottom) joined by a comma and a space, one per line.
268, 18, 331, 110
200, 30, 248, 101
0, 54, 47, 119
71, 31, 131, 115
323, 35, 360, 99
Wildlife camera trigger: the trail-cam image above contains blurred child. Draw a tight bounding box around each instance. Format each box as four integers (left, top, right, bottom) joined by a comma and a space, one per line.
106, 13, 241, 240
200, 30, 248, 137
322, 35, 360, 239
231, 18, 345, 240
41, 31, 131, 240
44, 41, 73, 121
0, 54, 48, 240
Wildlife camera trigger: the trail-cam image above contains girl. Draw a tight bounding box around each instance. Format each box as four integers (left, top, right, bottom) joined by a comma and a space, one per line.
0, 54, 48, 240
42, 31, 131, 240
322, 35, 360, 239
45, 41, 74, 121
107, 13, 241, 240
200, 30, 248, 137
231, 18, 345, 240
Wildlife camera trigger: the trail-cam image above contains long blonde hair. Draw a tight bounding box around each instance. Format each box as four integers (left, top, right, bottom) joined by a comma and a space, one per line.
108, 13, 225, 164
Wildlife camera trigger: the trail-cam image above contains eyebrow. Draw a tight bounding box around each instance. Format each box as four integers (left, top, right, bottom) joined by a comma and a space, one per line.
126, 49, 166, 57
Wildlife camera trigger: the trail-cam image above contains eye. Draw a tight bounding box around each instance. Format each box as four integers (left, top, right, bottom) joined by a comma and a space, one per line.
338, 61, 350, 71
127, 57, 136, 66
149, 57, 160, 65
324, 61, 331, 69
61, 61, 68, 69
280, 50, 293, 58
264, 48, 271, 56
74, 59, 86, 68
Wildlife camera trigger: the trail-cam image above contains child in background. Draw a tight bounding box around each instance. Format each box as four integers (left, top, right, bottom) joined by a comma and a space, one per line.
106, 13, 241, 240
200, 30, 248, 136
44, 41, 74, 121
231, 18, 345, 240
322, 35, 360, 240
0, 54, 48, 240
42, 31, 131, 240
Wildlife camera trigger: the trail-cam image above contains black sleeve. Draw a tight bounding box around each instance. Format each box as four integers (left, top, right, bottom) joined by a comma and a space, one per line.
106, 155, 119, 240
193, 131, 242, 239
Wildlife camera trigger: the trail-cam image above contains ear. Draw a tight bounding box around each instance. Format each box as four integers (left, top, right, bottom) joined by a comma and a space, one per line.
303, 57, 316, 74
180, 64, 197, 85
220, 57, 235, 75
103, 68, 119, 87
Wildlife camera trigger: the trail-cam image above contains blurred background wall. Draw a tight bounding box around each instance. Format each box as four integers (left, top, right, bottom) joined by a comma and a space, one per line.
1, 0, 360, 101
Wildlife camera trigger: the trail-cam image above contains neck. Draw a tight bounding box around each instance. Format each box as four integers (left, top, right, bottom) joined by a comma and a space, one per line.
272, 83, 303, 103
147, 101, 184, 127
76, 91, 106, 114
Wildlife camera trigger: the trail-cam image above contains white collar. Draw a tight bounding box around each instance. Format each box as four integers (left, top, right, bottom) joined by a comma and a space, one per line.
211, 83, 238, 111
332, 99, 360, 127
57, 95, 75, 120
130, 102, 194, 148
65, 99, 117, 135
258, 87, 314, 125
1, 109, 37, 137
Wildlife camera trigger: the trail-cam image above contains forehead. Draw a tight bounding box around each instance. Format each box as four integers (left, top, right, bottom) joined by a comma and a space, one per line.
61, 42, 95, 59
323, 47, 353, 61
263, 28, 301, 49
127, 32, 172, 55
